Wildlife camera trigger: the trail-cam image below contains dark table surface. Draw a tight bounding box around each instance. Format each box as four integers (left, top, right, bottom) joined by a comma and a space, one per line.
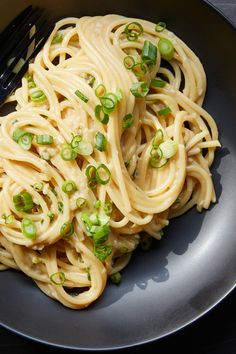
1, 1, 236, 353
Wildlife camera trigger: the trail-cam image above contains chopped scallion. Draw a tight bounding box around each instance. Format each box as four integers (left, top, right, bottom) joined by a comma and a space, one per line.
130, 82, 149, 97
36, 134, 54, 145
158, 106, 172, 116
95, 164, 111, 185
50, 271, 66, 285
124, 55, 135, 69
95, 132, 107, 152
122, 113, 134, 129
13, 192, 34, 212
95, 84, 106, 98
110, 272, 121, 285
75, 89, 89, 103
61, 180, 77, 194
60, 222, 74, 237
158, 38, 174, 61
30, 90, 46, 103
21, 218, 37, 240
94, 105, 109, 125
125, 22, 143, 41
33, 182, 44, 192
150, 79, 167, 88
155, 21, 166, 32
141, 40, 157, 66
76, 197, 87, 209
70, 135, 82, 149
94, 244, 112, 261
159, 139, 178, 159
60, 146, 78, 161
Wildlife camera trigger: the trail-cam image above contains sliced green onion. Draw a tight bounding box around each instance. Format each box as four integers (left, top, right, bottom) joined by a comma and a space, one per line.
110, 272, 121, 285
88, 75, 95, 88
30, 90, 46, 103
124, 55, 135, 69
95, 84, 106, 98
152, 129, 164, 148
75, 141, 93, 156
50, 271, 66, 285
132, 62, 148, 78
32, 256, 42, 265
150, 79, 167, 88
158, 106, 172, 116
75, 89, 89, 103
25, 73, 36, 88
122, 113, 134, 129
13, 128, 26, 142
104, 202, 112, 216
159, 139, 178, 159
76, 197, 87, 209
60, 146, 78, 161
52, 31, 64, 44
130, 82, 149, 97
95, 164, 111, 185
36, 134, 54, 145
47, 211, 55, 221
94, 244, 112, 261
100, 94, 117, 114
33, 182, 44, 192
125, 22, 143, 41
85, 165, 97, 189
92, 224, 111, 244
141, 40, 157, 66
149, 155, 168, 169
60, 222, 74, 237
70, 135, 82, 149
61, 180, 77, 194
13, 191, 34, 212
21, 218, 37, 240
95, 132, 107, 152
94, 105, 109, 125
158, 38, 174, 61
119, 246, 129, 253
155, 22, 166, 32
18, 133, 33, 150
94, 200, 101, 209
2, 214, 14, 224
115, 88, 123, 102
140, 237, 153, 251
57, 201, 63, 213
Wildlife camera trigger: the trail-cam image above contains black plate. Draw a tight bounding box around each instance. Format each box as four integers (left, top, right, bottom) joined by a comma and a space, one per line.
0, 0, 235, 350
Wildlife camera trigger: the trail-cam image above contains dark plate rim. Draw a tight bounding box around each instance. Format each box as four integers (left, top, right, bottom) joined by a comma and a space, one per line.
0, 0, 236, 351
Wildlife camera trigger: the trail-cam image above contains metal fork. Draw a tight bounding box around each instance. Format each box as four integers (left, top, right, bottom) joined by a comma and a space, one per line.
0, 6, 53, 105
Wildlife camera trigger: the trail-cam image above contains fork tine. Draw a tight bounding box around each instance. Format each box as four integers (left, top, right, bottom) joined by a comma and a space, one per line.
0, 6, 32, 48
1, 14, 50, 82
6, 22, 54, 92
0, 7, 43, 68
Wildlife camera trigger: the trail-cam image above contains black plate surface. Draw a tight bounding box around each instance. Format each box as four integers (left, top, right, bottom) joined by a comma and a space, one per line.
0, 0, 235, 350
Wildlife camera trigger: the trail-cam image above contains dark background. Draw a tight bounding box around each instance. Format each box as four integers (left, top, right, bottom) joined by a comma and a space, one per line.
0, 0, 235, 353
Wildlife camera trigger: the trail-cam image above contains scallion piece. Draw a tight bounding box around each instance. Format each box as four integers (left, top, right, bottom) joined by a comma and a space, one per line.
95, 84, 106, 98
30, 90, 46, 103
75, 141, 93, 156
36, 134, 54, 145
18, 133, 33, 150
152, 129, 164, 148
70, 135, 82, 149
94, 200, 101, 209
50, 271, 66, 285
85, 165, 97, 189
124, 22, 143, 41
122, 113, 134, 129
13, 192, 34, 212
57, 201, 64, 213
33, 182, 44, 192
2, 214, 14, 224
150, 79, 167, 88
132, 62, 148, 78
158, 38, 174, 61
158, 106, 172, 116
75, 89, 89, 103
124, 55, 135, 70
60, 222, 74, 237
21, 218, 37, 240
52, 31, 64, 44
60, 146, 78, 161
141, 40, 157, 66
95, 132, 107, 152
159, 139, 178, 159
94, 244, 112, 261
25, 73, 36, 88
130, 82, 149, 97
115, 88, 123, 102
61, 180, 77, 194
100, 94, 117, 114
94, 105, 109, 125
104, 202, 112, 216
95, 164, 111, 185
47, 211, 55, 221
13, 128, 26, 142
155, 22, 166, 32
88, 75, 95, 87
76, 197, 87, 209
110, 272, 121, 285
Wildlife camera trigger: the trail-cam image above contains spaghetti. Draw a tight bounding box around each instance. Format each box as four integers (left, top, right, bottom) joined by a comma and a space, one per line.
0, 15, 220, 308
